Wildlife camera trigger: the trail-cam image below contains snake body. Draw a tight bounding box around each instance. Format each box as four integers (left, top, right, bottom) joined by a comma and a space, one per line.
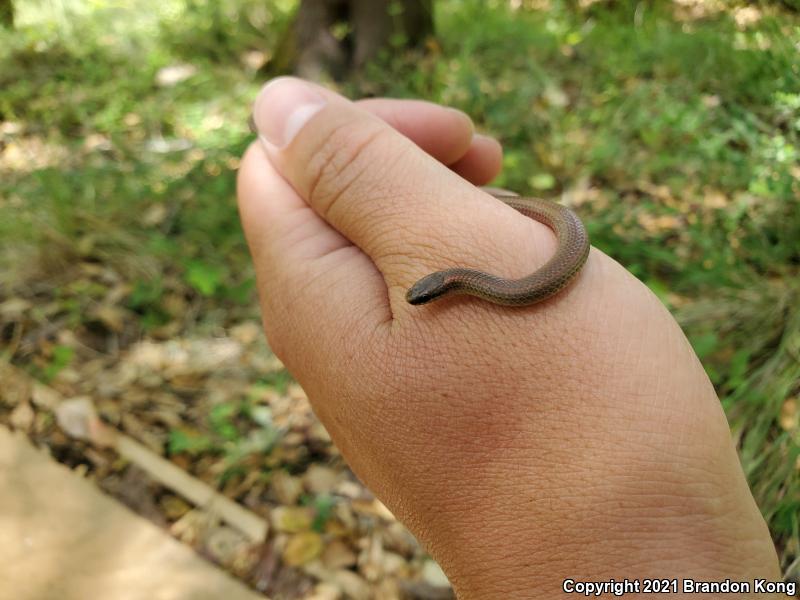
406, 195, 590, 306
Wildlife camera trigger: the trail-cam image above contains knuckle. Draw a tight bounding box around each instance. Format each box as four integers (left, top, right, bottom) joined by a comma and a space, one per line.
305, 120, 394, 219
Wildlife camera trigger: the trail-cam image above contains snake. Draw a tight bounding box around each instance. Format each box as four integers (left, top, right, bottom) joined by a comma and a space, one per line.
405, 194, 590, 306
247, 114, 589, 307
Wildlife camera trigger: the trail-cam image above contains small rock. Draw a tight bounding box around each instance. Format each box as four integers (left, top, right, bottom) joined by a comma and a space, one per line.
54, 396, 97, 441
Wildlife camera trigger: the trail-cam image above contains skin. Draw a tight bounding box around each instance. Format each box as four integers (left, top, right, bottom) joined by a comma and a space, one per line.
237, 77, 781, 598
405, 196, 590, 306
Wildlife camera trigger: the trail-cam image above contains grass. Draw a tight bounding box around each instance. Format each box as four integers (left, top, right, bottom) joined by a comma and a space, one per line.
1, 0, 798, 575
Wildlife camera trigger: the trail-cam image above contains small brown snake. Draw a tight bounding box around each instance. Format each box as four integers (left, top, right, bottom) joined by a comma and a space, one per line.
247, 114, 589, 307
405, 194, 590, 306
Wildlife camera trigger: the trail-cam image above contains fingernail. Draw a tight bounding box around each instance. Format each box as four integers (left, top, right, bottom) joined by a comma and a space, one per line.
252, 77, 327, 148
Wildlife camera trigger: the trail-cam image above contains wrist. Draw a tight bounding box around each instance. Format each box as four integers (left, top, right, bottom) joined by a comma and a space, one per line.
412, 408, 779, 598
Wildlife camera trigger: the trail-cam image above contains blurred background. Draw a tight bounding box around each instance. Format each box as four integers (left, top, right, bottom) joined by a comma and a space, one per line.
0, 0, 798, 597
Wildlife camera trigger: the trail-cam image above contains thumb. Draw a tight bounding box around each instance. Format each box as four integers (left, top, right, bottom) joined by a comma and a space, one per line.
249, 77, 557, 320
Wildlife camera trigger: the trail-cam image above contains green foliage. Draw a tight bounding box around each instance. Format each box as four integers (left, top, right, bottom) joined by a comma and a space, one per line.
169, 397, 282, 481
255, 370, 294, 395
168, 428, 215, 455
310, 494, 336, 533
209, 401, 240, 440
185, 260, 225, 297
42, 344, 75, 382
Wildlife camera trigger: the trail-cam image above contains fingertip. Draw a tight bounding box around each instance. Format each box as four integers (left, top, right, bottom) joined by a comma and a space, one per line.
451, 134, 504, 185
443, 107, 475, 140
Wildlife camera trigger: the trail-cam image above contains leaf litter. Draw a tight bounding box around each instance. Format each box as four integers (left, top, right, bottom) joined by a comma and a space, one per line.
0, 281, 453, 599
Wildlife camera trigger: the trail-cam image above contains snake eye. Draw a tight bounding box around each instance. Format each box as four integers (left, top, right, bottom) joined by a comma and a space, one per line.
406, 272, 447, 305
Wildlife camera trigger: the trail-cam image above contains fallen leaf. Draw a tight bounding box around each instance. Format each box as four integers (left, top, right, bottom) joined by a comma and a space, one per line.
83, 133, 111, 151
9, 400, 34, 431
55, 396, 116, 446
306, 582, 342, 600
31, 382, 60, 409
702, 189, 729, 209
205, 525, 249, 565
322, 539, 357, 570
422, 560, 450, 588
161, 494, 192, 520
352, 498, 396, 521
141, 203, 168, 226
379, 551, 406, 576
271, 506, 314, 533
331, 569, 370, 600
283, 531, 323, 566
0, 364, 31, 406
92, 304, 128, 332
155, 63, 197, 87
271, 470, 304, 505
171, 509, 216, 545
780, 397, 798, 432
304, 464, 340, 494
543, 85, 568, 108
733, 5, 761, 28
374, 579, 403, 600
383, 522, 420, 557
230, 321, 262, 345
0, 297, 31, 317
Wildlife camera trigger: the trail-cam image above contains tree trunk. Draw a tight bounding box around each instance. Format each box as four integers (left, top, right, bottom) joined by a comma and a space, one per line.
0, 0, 14, 29
351, 0, 433, 68
272, 0, 435, 81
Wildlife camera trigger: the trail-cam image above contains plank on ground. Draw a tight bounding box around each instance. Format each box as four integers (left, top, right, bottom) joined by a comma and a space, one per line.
0, 426, 264, 600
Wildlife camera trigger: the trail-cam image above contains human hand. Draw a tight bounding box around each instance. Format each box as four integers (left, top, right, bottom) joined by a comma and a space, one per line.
237, 77, 780, 598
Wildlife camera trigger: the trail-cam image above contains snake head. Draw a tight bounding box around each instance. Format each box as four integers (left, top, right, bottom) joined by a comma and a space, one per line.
406, 272, 448, 305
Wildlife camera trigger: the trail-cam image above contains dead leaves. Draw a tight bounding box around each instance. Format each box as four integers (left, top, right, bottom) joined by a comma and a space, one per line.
284, 531, 325, 567
0, 324, 454, 598
0, 212, 452, 595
